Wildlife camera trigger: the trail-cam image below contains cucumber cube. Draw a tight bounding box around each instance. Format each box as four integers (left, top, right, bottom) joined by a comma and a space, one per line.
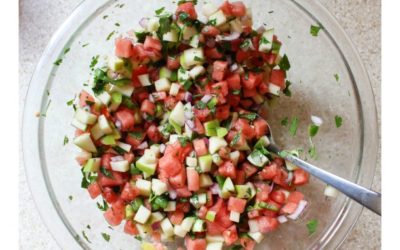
101, 135, 116, 145
159, 67, 172, 79
149, 212, 165, 224
211, 154, 223, 166
125, 204, 134, 219
108, 56, 124, 71
160, 218, 174, 237
110, 160, 129, 172
206, 242, 223, 250
109, 84, 134, 97
178, 67, 190, 83
235, 183, 256, 199
169, 83, 181, 96
83, 158, 101, 173
204, 120, 220, 137
229, 151, 240, 166
164, 201, 176, 212
189, 65, 206, 79
222, 177, 235, 192
200, 174, 213, 188
202, 3, 218, 17
151, 178, 168, 195
90, 122, 105, 140
208, 136, 228, 154
185, 156, 198, 168
192, 219, 205, 232
229, 18, 243, 33
134, 205, 151, 224
248, 232, 265, 243
97, 91, 111, 105
229, 211, 240, 223
259, 28, 274, 52
98, 115, 113, 134
147, 17, 160, 32
206, 234, 224, 243
189, 34, 200, 48
74, 108, 97, 125
216, 127, 228, 138
198, 154, 212, 172
116, 141, 131, 152
174, 225, 187, 238
155, 78, 171, 92
110, 92, 122, 111
163, 30, 179, 42
136, 179, 152, 196
71, 118, 87, 131
138, 74, 152, 86
268, 83, 281, 96
182, 26, 197, 40
181, 48, 204, 69
181, 217, 195, 231
73, 133, 97, 153
169, 101, 185, 127
247, 150, 269, 167
209, 10, 227, 27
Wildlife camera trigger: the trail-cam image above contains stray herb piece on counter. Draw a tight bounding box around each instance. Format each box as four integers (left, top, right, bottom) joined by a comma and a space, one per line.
308, 144, 317, 159
334, 73, 339, 82
63, 136, 69, 145
97, 199, 109, 211
53, 58, 63, 66
101, 232, 111, 242
68, 195, 73, 201
289, 117, 299, 136
106, 31, 116, 41
308, 124, 319, 137
310, 24, 322, 37
90, 55, 99, 70
307, 219, 318, 235
335, 115, 343, 128
281, 117, 288, 126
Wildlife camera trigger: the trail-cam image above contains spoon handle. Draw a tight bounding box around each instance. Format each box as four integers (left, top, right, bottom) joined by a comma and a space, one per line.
285, 154, 381, 215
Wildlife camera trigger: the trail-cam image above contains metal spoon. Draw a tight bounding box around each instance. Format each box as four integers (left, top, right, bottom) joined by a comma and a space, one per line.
265, 124, 381, 216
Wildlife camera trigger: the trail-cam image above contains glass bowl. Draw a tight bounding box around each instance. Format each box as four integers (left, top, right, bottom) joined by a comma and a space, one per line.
22, 0, 378, 249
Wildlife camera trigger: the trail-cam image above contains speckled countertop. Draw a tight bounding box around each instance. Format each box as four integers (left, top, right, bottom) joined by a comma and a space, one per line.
19, 0, 381, 249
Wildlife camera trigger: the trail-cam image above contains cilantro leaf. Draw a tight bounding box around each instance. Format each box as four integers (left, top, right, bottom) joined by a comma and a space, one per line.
308, 144, 317, 159
279, 54, 290, 71
334, 73, 339, 82
309, 124, 319, 137
68, 195, 73, 201
281, 117, 289, 126
335, 115, 343, 128
283, 80, 292, 97
64, 48, 70, 54
90, 55, 99, 70
100, 166, 114, 179
92, 68, 109, 95
96, 199, 109, 211
53, 58, 63, 66
307, 219, 318, 235
155, 7, 165, 15
310, 24, 322, 36
289, 117, 299, 136
230, 132, 241, 146
82, 230, 91, 243
195, 101, 207, 110
178, 136, 190, 147
106, 30, 116, 41
239, 113, 258, 121
101, 232, 111, 242
63, 136, 69, 145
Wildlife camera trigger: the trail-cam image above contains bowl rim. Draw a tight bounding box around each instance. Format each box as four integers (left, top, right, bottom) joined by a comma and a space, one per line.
21, 0, 379, 249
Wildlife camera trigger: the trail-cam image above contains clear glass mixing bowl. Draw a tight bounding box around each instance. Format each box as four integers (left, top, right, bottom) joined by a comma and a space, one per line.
22, 0, 378, 249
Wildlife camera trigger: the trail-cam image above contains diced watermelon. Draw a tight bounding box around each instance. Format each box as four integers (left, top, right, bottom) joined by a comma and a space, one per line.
293, 169, 309, 185
79, 90, 95, 107
120, 182, 140, 202
193, 138, 208, 156
223, 225, 239, 246
124, 220, 139, 235
115, 109, 135, 131
257, 216, 279, 233
228, 197, 247, 213
88, 182, 101, 199
187, 167, 200, 191
218, 161, 237, 179
287, 191, 304, 204
168, 210, 185, 225
115, 38, 133, 58
212, 61, 228, 81
140, 99, 156, 116
144, 36, 162, 51
270, 70, 286, 88
185, 237, 206, 250
176, 2, 197, 19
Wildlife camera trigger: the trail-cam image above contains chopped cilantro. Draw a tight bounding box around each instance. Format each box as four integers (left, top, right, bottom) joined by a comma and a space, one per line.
114, 22, 120, 27
261, 36, 270, 45
307, 219, 318, 235
82, 43, 89, 47
308, 144, 317, 159
81, 170, 97, 189
178, 136, 190, 147
289, 117, 299, 136
194, 56, 203, 62
106, 30, 116, 41
90, 55, 99, 70
53, 58, 63, 66
335, 115, 343, 128
82, 230, 91, 243
178, 12, 189, 21
103, 15, 108, 19
155, 7, 165, 15
64, 48, 70, 54
195, 101, 207, 109
96, 199, 109, 211
215, 175, 226, 188
134, 235, 143, 241
86, 225, 91, 230
279, 54, 290, 71
100, 166, 114, 179
309, 124, 319, 137
240, 39, 251, 49
232, 89, 241, 95
129, 131, 143, 140
281, 117, 289, 126
207, 19, 217, 26
230, 132, 241, 146
178, 0, 198, 5
283, 80, 292, 97
68, 195, 73, 200
259, 202, 279, 211
334, 73, 339, 82
157, 15, 172, 40
183, 80, 193, 90
310, 24, 322, 37
101, 232, 111, 242
229, 245, 243, 250
239, 113, 258, 121
63, 136, 69, 145
92, 68, 108, 95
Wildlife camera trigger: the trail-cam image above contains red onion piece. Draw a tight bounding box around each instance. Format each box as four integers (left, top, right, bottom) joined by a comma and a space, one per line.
115, 120, 122, 130
201, 94, 212, 103
269, 182, 275, 194
216, 32, 241, 41
151, 221, 161, 231
159, 144, 166, 154
137, 141, 148, 150
311, 115, 323, 126
210, 184, 221, 195
277, 215, 288, 224
184, 92, 193, 103
139, 18, 149, 28
203, 137, 209, 147
169, 189, 177, 200
287, 200, 308, 220
230, 63, 238, 72
256, 26, 266, 33
111, 156, 125, 162
148, 93, 155, 103
185, 119, 195, 129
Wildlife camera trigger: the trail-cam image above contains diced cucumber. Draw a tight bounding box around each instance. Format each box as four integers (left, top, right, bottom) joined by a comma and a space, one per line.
200, 174, 213, 188
254, 135, 270, 149
136, 155, 157, 176
190, 193, 206, 208
74, 108, 97, 125
248, 219, 259, 233
204, 120, 220, 137
169, 134, 179, 144
109, 84, 134, 97
202, 3, 219, 17
248, 232, 265, 243
206, 242, 223, 250
216, 127, 228, 138
125, 204, 134, 219
163, 30, 179, 42
182, 25, 198, 40
71, 118, 87, 131
147, 17, 160, 32
134, 205, 151, 224
229, 211, 240, 223
178, 67, 190, 83
209, 10, 227, 27
155, 78, 171, 92
136, 224, 150, 238
222, 177, 235, 193
208, 136, 227, 154
90, 122, 105, 140
198, 193, 207, 205
73, 133, 97, 153
97, 91, 111, 105
268, 83, 281, 96
189, 34, 200, 48
189, 65, 206, 79
169, 83, 181, 96
185, 156, 197, 168
181, 217, 196, 231
83, 158, 101, 173
174, 225, 187, 238
149, 212, 165, 224
235, 183, 256, 199
212, 153, 223, 166
169, 101, 185, 127
229, 151, 240, 166
181, 48, 204, 69
159, 67, 172, 79
149, 144, 161, 157
109, 92, 122, 111
116, 141, 131, 152
101, 135, 116, 145
108, 56, 124, 71
110, 160, 129, 172
205, 211, 216, 222
229, 18, 243, 33
198, 154, 213, 172
206, 234, 224, 243
164, 201, 176, 212
259, 28, 274, 52
247, 150, 269, 167
136, 179, 152, 196
151, 178, 168, 195
138, 74, 152, 86
192, 219, 205, 232
160, 218, 174, 237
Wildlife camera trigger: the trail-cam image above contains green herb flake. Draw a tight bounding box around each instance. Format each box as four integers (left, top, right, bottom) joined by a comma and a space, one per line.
283, 80, 292, 97
82, 43, 89, 47
268, 10, 274, 14
115, 22, 120, 27
134, 235, 143, 241
207, 19, 217, 26
155, 7, 165, 15
90, 55, 100, 70
335, 115, 343, 128
281, 117, 289, 126
309, 124, 319, 137
100, 166, 114, 179
279, 54, 291, 71
68, 195, 73, 201
63, 136, 69, 145
310, 24, 322, 37
232, 89, 241, 95
82, 230, 91, 243
239, 113, 258, 121
195, 101, 207, 110
261, 36, 270, 45
97, 199, 109, 211
307, 219, 318, 235
53, 58, 63, 66
230, 132, 241, 146
86, 225, 91, 230
103, 15, 109, 19
106, 31, 116, 41
229, 245, 243, 250
64, 48, 70, 54
289, 117, 299, 136
101, 232, 111, 242
178, 136, 190, 147
308, 144, 317, 159
129, 131, 143, 140
334, 73, 339, 82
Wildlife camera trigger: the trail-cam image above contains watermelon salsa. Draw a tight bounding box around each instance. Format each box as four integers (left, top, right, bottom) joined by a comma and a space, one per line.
71, 1, 309, 249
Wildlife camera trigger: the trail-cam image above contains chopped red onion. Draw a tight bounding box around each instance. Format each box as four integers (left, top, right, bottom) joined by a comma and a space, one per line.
115, 120, 122, 130
286, 171, 294, 184
201, 94, 212, 103
139, 18, 149, 28
230, 63, 238, 72
311, 115, 323, 126
111, 156, 125, 162
149, 93, 155, 103
203, 137, 209, 147
226, 55, 233, 65
159, 144, 166, 154
151, 221, 161, 231
277, 215, 288, 224
287, 200, 308, 220
269, 182, 275, 193
256, 26, 266, 33
137, 141, 148, 150
169, 189, 177, 199
206, 38, 215, 48
210, 184, 221, 195
184, 92, 193, 103
216, 32, 241, 41
185, 119, 195, 129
